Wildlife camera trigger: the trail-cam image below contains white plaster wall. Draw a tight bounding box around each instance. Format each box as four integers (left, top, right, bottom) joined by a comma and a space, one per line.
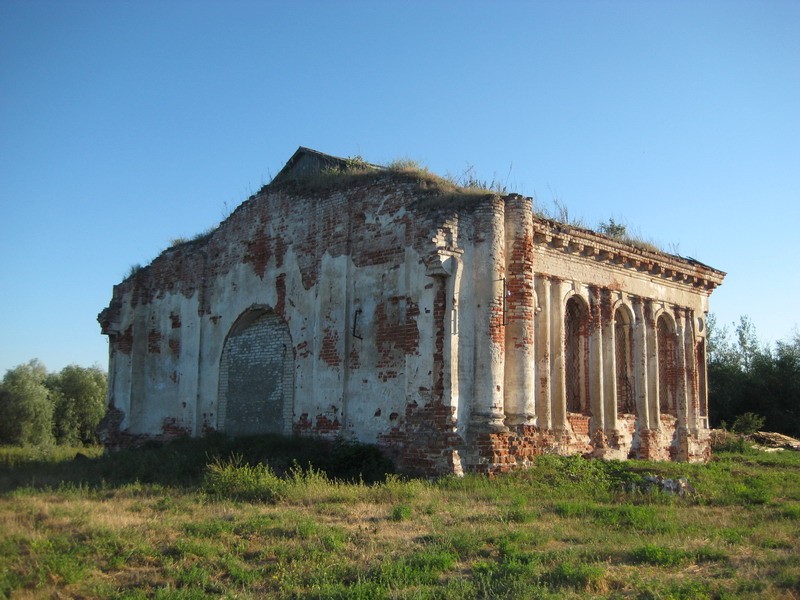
106, 184, 457, 447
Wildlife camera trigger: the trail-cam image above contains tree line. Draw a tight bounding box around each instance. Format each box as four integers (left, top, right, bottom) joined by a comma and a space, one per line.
0, 360, 107, 446
708, 315, 800, 438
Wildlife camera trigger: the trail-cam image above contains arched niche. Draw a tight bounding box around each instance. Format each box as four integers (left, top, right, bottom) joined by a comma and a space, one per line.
564, 294, 590, 415
217, 307, 294, 436
656, 313, 678, 417
614, 304, 636, 415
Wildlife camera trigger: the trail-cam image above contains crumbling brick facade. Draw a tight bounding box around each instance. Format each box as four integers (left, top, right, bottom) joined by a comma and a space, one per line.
98, 147, 725, 474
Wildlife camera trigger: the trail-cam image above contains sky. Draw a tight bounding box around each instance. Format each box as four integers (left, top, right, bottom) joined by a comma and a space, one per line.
1, 0, 798, 375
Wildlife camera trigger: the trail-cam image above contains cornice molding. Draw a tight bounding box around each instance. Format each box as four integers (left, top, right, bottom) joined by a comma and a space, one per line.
531, 217, 725, 292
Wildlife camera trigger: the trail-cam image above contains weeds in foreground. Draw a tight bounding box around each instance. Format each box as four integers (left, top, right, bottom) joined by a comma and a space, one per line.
1, 438, 799, 599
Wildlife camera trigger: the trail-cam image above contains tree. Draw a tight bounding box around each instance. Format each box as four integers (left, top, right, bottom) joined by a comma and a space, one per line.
0, 359, 54, 446
707, 315, 800, 438
747, 336, 800, 438
735, 315, 761, 371
706, 314, 747, 428
597, 218, 627, 239
48, 365, 108, 445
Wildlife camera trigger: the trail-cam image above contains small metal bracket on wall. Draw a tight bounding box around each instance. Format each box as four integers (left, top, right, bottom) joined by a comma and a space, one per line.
352, 309, 363, 340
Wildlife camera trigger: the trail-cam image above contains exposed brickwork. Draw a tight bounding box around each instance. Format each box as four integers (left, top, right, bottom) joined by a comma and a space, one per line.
161, 417, 191, 439
506, 228, 535, 340
97, 408, 190, 450
293, 413, 341, 438
320, 328, 341, 367
99, 149, 724, 473
375, 296, 420, 367
116, 325, 134, 355
348, 346, 361, 370
296, 341, 311, 359
431, 279, 446, 401
379, 400, 463, 476
568, 413, 591, 437
147, 329, 162, 354
467, 426, 547, 474
243, 230, 271, 280
275, 273, 287, 319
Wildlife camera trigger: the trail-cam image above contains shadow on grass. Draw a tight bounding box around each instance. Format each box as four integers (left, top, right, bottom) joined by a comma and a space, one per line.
0, 433, 395, 493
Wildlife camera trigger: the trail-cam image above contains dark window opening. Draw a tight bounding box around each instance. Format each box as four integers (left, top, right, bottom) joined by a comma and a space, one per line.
615, 308, 635, 415
565, 296, 589, 414
657, 315, 678, 417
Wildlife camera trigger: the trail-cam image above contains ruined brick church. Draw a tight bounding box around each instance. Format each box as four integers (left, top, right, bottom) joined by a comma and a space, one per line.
98, 147, 725, 474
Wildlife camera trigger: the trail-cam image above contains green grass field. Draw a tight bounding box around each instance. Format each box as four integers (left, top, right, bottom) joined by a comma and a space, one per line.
1, 436, 799, 599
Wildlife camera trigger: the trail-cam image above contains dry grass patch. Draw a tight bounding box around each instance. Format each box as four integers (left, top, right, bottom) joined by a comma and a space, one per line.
2, 439, 800, 598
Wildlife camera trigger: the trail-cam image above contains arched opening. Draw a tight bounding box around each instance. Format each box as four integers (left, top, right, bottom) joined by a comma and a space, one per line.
657, 314, 678, 417
614, 306, 635, 415
218, 308, 294, 436
565, 296, 589, 414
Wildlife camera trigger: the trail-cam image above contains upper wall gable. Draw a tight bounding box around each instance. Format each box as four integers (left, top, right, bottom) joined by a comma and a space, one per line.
270, 146, 384, 186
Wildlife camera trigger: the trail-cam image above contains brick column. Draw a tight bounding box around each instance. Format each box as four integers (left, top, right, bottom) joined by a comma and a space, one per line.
535, 275, 552, 430
442, 256, 462, 415
588, 286, 605, 440
697, 331, 709, 430
551, 278, 567, 432
632, 298, 650, 429
503, 194, 536, 426
683, 309, 700, 434
470, 197, 506, 432
673, 307, 690, 460
674, 308, 689, 426
644, 300, 660, 430
601, 290, 618, 436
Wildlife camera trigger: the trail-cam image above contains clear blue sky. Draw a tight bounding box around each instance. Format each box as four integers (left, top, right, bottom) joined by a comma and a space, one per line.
1, 0, 798, 375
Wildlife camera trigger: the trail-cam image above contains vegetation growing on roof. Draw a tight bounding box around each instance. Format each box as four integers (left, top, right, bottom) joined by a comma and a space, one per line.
597, 217, 627, 239
388, 159, 509, 195
596, 217, 662, 253
125, 263, 143, 279
533, 197, 586, 228
160, 226, 217, 258
273, 154, 507, 206
268, 149, 667, 253
133, 151, 674, 278
531, 197, 666, 253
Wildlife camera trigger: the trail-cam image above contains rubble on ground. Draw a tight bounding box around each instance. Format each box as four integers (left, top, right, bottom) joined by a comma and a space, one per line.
748, 431, 800, 452
628, 475, 695, 497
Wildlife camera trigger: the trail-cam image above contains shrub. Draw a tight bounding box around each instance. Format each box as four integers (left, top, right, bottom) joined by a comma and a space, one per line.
711, 429, 754, 453
203, 455, 287, 503
390, 504, 412, 521
731, 412, 766, 435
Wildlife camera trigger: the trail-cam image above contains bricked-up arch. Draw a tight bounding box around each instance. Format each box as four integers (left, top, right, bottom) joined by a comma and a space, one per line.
657, 314, 678, 417
218, 308, 294, 436
614, 306, 636, 415
565, 296, 589, 414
